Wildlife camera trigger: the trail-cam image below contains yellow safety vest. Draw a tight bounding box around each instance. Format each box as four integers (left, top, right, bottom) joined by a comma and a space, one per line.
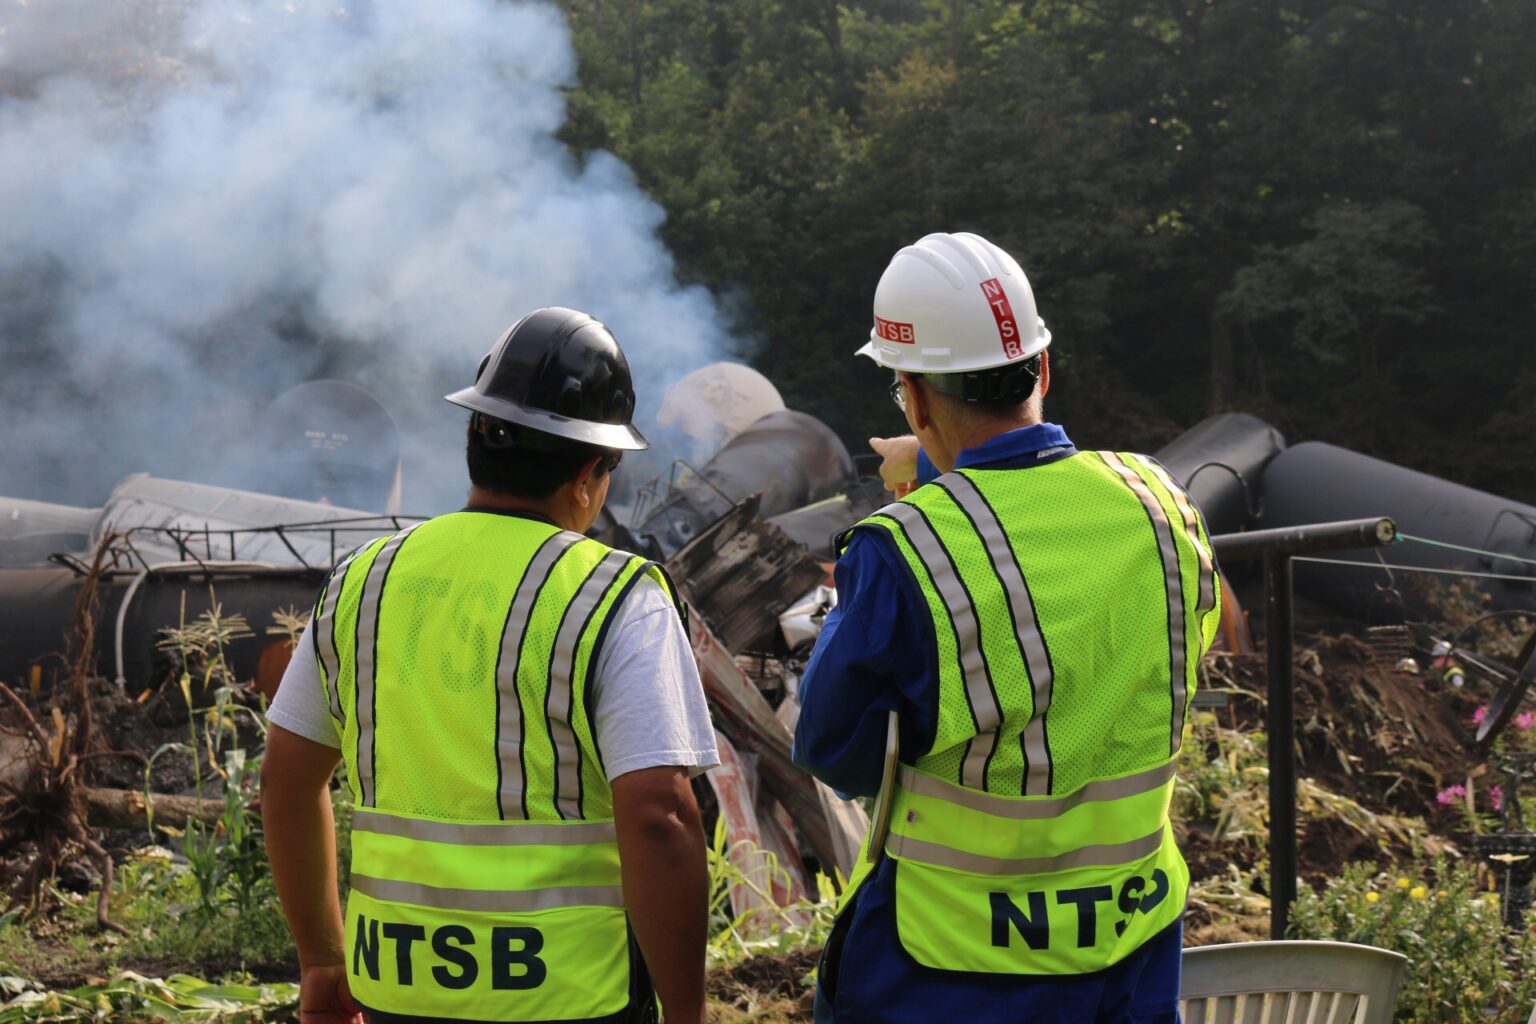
841, 451, 1220, 976
312, 510, 680, 1022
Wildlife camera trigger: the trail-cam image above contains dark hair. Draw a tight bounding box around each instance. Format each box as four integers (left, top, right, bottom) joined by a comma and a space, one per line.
922, 354, 1042, 416
465, 420, 614, 500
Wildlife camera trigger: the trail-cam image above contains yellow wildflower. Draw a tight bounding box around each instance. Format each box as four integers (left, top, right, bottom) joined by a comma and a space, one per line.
1397, 877, 1411, 890
1410, 885, 1427, 900
1365, 891, 1381, 904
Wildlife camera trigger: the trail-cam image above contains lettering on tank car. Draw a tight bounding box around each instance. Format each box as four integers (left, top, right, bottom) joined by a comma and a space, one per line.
989, 869, 1171, 950
353, 915, 547, 990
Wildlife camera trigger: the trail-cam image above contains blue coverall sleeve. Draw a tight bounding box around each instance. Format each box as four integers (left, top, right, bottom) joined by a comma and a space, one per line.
792, 531, 937, 798
916, 446, 938, 485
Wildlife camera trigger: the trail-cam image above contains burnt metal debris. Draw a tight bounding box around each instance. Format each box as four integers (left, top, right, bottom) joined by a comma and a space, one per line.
664, 496, 827, 656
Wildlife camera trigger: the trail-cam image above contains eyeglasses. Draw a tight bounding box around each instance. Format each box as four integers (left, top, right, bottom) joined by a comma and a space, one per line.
889, 376, 907, 413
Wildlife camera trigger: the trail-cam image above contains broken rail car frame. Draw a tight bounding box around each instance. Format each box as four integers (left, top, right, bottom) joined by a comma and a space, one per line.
1210, 516, 1398, 938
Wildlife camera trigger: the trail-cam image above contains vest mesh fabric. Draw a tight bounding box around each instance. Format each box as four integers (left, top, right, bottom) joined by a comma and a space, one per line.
842, 451, 1221, 976
312, 511, 679, 1021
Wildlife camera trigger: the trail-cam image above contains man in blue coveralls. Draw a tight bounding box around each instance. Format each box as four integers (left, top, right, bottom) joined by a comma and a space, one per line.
793, 232, 1220, 1023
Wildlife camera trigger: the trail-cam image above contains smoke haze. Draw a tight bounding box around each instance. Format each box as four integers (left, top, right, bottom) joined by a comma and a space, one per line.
0, 0, 733, 512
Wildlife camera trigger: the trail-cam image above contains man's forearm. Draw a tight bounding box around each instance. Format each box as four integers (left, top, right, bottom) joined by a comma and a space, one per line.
262, 772, 346, 967
615, 776, 709, 1023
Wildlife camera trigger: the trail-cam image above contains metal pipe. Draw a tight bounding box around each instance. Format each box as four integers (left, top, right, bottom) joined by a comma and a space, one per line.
113, 569, 151, 687
1264, 548, 1297, 939
1208, 515, 1397, 938
1210, 517, 1397, 563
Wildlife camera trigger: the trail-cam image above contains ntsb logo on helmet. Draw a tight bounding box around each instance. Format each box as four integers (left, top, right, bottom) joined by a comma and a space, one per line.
875, 316, 916, 344
980, 277, 1023, 359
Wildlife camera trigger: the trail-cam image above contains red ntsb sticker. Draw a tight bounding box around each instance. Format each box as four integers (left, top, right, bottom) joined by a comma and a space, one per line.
874, 316, 916, 344
980, 277, 1023, 359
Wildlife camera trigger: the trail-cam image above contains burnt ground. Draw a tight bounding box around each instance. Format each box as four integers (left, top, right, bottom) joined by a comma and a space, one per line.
82, 673, 268, 794
708, 947, 819, 1023
1, 630, 1513, 1004
1, 671, 267, 876
1180, 631, 1500, 942
10, 943, 300, 993
1214, 633, 1483, 822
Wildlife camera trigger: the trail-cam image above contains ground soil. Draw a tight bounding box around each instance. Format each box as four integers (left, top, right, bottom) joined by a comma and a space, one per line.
707, 948, 819, 1023
78, 674, 266, 795
1202, 633, 1492, 874
2, 628, 1518, 1010
6, 939, 299, 993
11, 936, 815, 1024
1179, 631, 1500, 944
1210, 634, 1484, 821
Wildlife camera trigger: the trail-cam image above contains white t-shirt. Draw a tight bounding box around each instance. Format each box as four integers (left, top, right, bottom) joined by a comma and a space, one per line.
267, 577, 719, 780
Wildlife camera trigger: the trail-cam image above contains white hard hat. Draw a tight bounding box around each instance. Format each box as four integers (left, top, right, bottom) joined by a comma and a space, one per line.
856, 232, 1051, 374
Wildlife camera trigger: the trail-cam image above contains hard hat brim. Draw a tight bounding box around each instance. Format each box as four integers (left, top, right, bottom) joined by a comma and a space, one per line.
854, 329, 1051, 373
444, 387, 651, 451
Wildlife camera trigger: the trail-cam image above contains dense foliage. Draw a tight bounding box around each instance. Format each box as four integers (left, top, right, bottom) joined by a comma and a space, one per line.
557, 0, 1536, 501
1291, 860, 1536, 1022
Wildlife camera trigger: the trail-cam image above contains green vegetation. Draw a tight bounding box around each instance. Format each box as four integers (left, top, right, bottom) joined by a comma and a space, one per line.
0, 974, 296, 1024
706, 817, 838, 966
2, 602, 1531, 1021
0, 851, 294, 987
1292, 860, 1536, 1022
1175, 706, 1446, 861
557, 0, 1536, 501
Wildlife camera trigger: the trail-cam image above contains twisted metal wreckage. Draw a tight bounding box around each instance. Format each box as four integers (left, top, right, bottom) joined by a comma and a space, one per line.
4, 384, 1536, 927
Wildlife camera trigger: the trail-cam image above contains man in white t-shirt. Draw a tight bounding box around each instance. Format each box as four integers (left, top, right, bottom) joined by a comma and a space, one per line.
262, 308, 718, 1024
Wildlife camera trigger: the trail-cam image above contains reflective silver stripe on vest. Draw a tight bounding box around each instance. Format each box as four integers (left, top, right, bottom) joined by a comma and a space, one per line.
353, 808, 616, 846
1098, 453, 1188, 756
496, 530, 584, 819
314, 547, 363, 728
1134, 455, 1217, 619
548, 550, 632, 819
888, 825, 1167, 876
936, 472, 1056, 797
350, 873, 624, 912
875, 501, 1002, 790
898, 758, 1178, 820
353, 524, 424, 808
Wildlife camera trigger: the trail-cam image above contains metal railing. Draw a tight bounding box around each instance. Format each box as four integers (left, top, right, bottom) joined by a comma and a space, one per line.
51, 516, 430, 576
1211, 516, 1398, 938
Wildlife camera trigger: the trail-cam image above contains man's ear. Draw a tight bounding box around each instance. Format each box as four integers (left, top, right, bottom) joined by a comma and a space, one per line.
902, 373, 933, 431
572, 455, 605, 509
1038, 350, 1051, 399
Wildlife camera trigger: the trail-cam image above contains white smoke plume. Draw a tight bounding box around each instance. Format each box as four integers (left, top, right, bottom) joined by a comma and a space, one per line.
0, 0, 733, 512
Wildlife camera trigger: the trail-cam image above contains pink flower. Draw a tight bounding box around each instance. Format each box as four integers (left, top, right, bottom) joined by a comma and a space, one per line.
1516, 711, 1536, 732
1491, 785, 1504, 812
1437, 785, 1467, 806
1472, 707, 1489, 725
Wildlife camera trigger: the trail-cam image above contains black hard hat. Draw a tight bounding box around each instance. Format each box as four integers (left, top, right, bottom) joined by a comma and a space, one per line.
445, 307, 649, 451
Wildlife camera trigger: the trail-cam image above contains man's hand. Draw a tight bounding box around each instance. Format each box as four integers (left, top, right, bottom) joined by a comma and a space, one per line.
869, 435, 921, 497
613, 766, 708, 1024
298, 963, 363, 1024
